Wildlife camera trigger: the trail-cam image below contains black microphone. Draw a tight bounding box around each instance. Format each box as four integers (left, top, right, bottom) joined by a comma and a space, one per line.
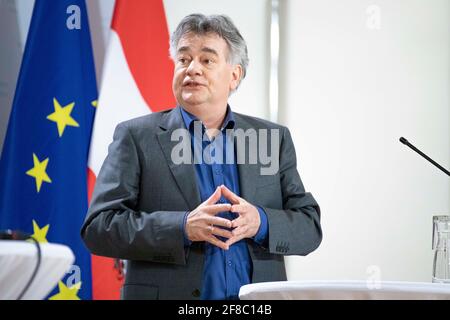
399, 137, 450, 176
0, 229, 32, 240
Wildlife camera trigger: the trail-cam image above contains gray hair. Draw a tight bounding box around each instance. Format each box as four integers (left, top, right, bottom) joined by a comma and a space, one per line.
170, 14, 249, 84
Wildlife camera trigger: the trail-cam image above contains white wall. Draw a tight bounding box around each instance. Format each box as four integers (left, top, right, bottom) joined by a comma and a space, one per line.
2, 0, 449, 284
279, 0, 449, 282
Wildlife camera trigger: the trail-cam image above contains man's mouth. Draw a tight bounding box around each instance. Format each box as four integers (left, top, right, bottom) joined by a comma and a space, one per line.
183, 80, 205, 88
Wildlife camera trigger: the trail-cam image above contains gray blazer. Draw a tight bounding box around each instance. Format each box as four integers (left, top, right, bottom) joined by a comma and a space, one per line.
81, 106, 322, 300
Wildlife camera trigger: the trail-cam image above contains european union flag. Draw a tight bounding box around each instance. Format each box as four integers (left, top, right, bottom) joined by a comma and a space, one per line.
0, 0, 96, 299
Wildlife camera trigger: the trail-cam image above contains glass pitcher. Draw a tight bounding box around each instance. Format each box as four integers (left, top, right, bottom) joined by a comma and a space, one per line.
432, 215, 450, 283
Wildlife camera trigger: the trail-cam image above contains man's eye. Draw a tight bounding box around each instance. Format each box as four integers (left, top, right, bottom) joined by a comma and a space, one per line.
178, 58, 188, 64
204, 59, 213, 65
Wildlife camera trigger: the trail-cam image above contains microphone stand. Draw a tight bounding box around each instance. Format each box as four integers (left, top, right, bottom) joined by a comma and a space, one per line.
399, 137, 449, 176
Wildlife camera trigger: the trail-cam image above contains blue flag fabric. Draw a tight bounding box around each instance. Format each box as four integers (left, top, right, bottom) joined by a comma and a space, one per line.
0, 0, 96, 299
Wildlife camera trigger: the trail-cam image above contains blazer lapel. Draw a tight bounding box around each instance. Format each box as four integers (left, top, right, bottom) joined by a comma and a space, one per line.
156, 107, 201, 210
234, 113, 260, 203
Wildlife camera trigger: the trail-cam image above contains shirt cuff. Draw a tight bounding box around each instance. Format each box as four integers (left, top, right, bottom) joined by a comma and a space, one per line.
253, 206, 269, 246
182, 211, 192, 247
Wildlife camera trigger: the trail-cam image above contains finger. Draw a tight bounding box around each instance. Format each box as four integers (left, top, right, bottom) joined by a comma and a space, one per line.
231, 204, 247, 214
226, 234, 245, 247
206, 216, 232, 229
231, 216, 245, 228
231, 225, 249, 238
220, 185, 241, 204
203, 203, 232, 215
204, 186, 222, 205
206, 235, 229, 250
211, 226, 233, 239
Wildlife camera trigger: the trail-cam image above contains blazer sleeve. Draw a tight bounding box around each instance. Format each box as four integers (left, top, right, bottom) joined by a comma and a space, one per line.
80, 123, 187, 265
261, 127, 322, 256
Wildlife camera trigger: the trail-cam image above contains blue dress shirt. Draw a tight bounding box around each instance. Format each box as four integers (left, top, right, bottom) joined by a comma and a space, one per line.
180, 106, 268, 300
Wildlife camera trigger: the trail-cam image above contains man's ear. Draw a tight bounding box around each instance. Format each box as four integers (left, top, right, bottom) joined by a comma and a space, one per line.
229, 64, 243, 91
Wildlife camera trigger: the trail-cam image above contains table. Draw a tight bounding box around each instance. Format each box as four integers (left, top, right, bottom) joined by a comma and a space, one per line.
239, 280, 450, 300
0, 240, 74, 300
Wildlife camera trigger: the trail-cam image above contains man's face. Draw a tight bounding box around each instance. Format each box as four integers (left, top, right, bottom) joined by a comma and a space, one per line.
172, 32, 241, 110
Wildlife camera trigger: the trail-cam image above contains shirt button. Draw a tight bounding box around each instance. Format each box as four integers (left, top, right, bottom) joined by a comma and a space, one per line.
227, 260, 232, 267
215, 168, 221, 174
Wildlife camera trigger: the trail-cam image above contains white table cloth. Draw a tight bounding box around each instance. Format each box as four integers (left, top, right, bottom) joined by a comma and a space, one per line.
0, 240, 74, 300
239, 280, 450, 300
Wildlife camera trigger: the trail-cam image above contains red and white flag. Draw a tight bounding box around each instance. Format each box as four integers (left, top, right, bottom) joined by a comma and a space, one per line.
87, 0, 175, 299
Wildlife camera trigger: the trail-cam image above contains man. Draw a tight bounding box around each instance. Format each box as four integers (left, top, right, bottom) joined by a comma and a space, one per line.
81, 14, 321, 300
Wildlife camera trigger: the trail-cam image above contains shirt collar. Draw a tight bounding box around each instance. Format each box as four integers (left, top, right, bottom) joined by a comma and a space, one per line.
179, 105, 236, 133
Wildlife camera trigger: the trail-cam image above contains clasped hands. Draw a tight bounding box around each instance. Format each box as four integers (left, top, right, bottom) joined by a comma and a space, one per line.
185, 185, 261, 250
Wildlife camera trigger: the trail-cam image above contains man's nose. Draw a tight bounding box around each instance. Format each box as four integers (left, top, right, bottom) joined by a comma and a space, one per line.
186, 59, 202, 76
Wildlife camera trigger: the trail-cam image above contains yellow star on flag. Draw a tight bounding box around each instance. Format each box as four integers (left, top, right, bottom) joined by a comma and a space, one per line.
47, 97, 79, 137
31, 219, 49, 243
91, 100, 97, 107
48, 281, 82, 300
26, 153, 51, 192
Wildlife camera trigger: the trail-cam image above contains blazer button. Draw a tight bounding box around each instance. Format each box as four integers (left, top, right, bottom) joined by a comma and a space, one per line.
192, 289, 201, 297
